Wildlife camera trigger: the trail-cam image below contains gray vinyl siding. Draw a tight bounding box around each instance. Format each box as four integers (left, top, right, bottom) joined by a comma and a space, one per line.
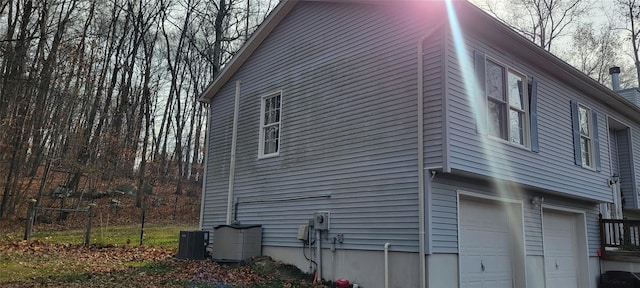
204, 2, 434, 252
201, 83, 237, 232
618, 88, 640, 106
430, 177, 458, 253
444, 31, 612, 203
631, 126, 640, 209
430, 174, 601, 256
423, 31, 445, 169
610, 130, 619, 175
617, 130, 635, 209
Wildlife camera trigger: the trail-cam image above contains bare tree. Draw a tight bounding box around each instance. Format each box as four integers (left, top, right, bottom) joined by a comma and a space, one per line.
567, 22, 624, 85
0, 0, 274, 219
478, 0, 591, 52
616, 0, 640, 87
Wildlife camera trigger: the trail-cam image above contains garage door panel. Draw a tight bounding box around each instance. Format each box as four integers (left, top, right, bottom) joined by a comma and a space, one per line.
460, 255, 512, 274
460, 280, 483, 288
544, 234, 575, 252
460, 229, 511, 255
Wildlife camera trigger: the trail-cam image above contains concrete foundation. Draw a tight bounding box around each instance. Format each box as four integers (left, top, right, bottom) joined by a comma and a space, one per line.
263, 246, 421, 288
427, 253, 458, 288
261, 246, 606, 287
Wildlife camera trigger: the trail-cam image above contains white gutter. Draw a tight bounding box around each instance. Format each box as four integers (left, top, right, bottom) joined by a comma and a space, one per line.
417, 39, 427, 288
384, 242, 391, 288
199, 116, 209, 229
226, 81, 241, 224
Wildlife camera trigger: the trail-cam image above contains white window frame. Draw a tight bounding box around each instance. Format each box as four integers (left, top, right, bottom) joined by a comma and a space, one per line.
258, 91, 282, 159
485, 58, 529, 147
578, 104, 594, 168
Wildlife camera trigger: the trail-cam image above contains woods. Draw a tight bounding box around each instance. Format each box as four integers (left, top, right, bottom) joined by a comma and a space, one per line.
0, 0, 275, 219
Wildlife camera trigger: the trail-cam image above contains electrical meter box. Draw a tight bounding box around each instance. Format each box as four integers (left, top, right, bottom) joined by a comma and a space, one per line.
314, 211, 330, 231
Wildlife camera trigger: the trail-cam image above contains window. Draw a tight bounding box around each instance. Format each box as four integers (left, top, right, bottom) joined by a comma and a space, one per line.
571, 100, 600, 170
474, 50, 538, 152
485, 59, 528, 146
578, 105, 592, 167
259, 92, 282, 158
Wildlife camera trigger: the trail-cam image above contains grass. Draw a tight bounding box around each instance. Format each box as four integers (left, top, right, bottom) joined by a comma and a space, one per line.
0, 222, 196, 285
26, 223, 197, 249
2, 222, 197, 249
0, 251, 84, 283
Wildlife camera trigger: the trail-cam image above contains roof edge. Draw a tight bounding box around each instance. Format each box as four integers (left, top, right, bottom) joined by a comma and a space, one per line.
198, 0, 300, 103
458, 1, 640, 122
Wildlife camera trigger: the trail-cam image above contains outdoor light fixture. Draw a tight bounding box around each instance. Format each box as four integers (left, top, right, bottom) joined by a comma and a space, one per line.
609, 174, 620, 186
531, 196, 544, 208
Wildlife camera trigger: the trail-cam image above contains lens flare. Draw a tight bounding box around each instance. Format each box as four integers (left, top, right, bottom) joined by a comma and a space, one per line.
445, 0, 527, 267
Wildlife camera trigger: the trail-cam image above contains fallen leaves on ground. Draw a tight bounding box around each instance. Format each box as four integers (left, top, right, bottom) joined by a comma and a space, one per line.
1, 241, 328, 287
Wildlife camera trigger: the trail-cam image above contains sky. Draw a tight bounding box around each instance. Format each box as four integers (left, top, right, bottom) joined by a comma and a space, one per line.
469, 0, 637, 87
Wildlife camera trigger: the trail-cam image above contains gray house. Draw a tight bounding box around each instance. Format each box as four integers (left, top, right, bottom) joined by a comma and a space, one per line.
199, 1, 640, 287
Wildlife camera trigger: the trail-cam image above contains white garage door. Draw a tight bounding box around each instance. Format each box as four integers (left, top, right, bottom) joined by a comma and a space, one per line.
543, 211, 579, 287
459, 199, 513, 288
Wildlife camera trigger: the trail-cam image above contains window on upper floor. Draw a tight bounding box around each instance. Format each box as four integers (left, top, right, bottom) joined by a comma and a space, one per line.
571, 101, 601, 170
578, 105, 593, 167
259, 92, 282, 158
486, 59, 528, 146
474, 51, 539, 152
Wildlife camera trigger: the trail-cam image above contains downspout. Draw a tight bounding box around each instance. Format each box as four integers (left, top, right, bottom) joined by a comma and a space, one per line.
199, 127, 209, 229
226, 81, 241, 224
417, 39, 427, 288
384, 242, 391, 288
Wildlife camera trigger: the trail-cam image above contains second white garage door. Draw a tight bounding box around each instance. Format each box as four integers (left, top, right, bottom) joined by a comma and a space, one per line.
543, 210, 582, 287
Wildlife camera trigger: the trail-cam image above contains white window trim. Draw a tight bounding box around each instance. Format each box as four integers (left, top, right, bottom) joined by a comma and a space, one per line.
258, 91, 282, 159
485, 57, 530, 148
578, 103, 594, 169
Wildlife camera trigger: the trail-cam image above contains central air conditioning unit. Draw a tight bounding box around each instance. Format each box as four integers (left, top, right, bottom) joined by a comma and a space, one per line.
177, 230, 210, 260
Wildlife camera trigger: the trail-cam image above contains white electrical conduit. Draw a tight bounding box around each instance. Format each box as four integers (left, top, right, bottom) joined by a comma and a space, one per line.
316, 229, 322, 282
384, 242, 391, 288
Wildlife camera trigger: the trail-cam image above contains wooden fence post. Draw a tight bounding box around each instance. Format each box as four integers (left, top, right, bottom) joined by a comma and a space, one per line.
139, 196, 147, 246
83, 204, 95, 247
23, 199, 37, 240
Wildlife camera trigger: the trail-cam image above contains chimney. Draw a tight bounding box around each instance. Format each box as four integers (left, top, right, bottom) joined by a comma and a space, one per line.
610, 66, 621, 91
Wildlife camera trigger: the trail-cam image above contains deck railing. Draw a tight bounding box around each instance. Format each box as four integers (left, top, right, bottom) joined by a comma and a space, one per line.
600, 217, 640, 257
